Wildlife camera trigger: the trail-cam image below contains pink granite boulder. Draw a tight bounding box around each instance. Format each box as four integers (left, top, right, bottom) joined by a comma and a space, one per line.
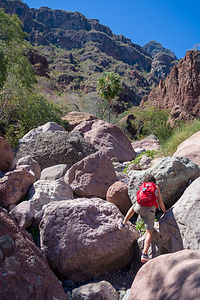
106, 181, 132, 215
0, 207, 67, 300
40, 198, 139, 282
0, 137, 14, 172
130, 249, 200, 300
0, 167, 35, 208
65, 151, 118, 199
173, 131, 200, 166
131, 136, 160, 152
73, 119, 136, 162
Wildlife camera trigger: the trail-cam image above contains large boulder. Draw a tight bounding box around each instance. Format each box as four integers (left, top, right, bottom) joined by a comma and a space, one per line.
73, 119, 136, 162
65, 151, 118, 199
28, 179, 74, 212
17, 155, 41, 180
15, 131, 97, 170
0, 137, 14, 172
153, 176, 200, 253
106, 181, 132, 215
0, 208, 67, 300
40, 198, 139, 282
173, 131, 200, 166
72, 280, 118, 300
128, 156, 200, 207
62, 111, 98, 131
19, 121, 65, 143
0, 167, 36, 209
129, 249, 200, 300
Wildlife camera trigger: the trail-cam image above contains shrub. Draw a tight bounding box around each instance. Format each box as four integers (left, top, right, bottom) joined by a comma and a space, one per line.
159, 118, 200, 156
123, 150, 157, 174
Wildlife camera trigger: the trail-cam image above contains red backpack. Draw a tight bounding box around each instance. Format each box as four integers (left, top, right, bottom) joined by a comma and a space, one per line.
136, 182, 158, 208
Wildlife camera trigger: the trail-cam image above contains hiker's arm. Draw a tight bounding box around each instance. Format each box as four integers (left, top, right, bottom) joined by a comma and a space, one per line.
157, 188, 167, 214
123, 207, 134, 224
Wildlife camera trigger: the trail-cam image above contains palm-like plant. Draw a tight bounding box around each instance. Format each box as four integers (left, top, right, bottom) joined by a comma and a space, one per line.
97, 71, 121, 123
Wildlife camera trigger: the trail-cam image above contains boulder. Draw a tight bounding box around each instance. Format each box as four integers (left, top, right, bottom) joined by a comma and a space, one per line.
41, 164, 69, 180
173, 131, 200, 166
73, 119, 136, 162
17, 155, 41, 180
62, 111, 98, 131
106, 181, 132, 215
129, 249, 200, 300
28, 179, 74, 212
128, 156, 200, 207
0, 137, 14, 172
15, 131, 97, 170
40, 198, 139, 282
153, 176, 200, 253
10, 201, 35, 228
65, 151, 118, 199
131, 137, 160, 151
19, 121, 65, 143
72, 280, 118, 300
0, 208, 67, 300
0, 167, 36, 208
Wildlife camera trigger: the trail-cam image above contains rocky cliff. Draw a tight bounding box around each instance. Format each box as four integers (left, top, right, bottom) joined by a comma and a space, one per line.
0, 0, 178, 111
142, 50, 200, 122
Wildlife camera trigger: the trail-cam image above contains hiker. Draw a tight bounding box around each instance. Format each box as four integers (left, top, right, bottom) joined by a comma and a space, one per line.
123, 180, 167, 263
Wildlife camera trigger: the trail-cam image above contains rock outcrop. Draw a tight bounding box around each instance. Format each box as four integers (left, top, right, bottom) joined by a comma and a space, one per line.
142, 50, 200, 121
40, 198, 139, 282
129, 249, 200, 300
73, 119, 136, 162
0, 207, 67, 300
26, 48, 50, 77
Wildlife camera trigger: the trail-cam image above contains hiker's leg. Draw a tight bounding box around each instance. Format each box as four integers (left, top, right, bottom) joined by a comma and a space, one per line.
143, 229, 153, 254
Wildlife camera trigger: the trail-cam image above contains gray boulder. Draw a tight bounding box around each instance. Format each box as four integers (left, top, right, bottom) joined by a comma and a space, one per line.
41, 164, 69, 180
15, 131, 97, 170
10, 201, 35, 229
40, 198, 139, 282
28, 179, 74, 212
72, 281, 118, 300
19, 121, 65, 143
128, 156, 200, 207
153, 176, 200, 254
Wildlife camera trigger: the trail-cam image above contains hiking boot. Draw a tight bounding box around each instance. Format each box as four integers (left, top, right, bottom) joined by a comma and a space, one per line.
141, 253, 149, 263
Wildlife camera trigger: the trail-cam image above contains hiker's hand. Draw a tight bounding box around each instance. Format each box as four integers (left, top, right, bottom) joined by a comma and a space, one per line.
118, 221, 125, 229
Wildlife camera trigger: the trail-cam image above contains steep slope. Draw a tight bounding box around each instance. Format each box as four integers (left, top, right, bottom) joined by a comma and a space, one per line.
0, 0, 178, 113
142, 50, 200, 122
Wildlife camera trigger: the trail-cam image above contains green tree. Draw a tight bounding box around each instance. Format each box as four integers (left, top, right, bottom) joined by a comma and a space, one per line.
0, 9, 36, 120
97, 71, 121, 123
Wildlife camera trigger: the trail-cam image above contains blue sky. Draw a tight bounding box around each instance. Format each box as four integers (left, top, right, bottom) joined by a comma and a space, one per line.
25, 0, 200, 59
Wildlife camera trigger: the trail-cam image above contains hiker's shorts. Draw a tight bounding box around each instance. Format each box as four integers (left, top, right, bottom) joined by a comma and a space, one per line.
133, 203, 156, 231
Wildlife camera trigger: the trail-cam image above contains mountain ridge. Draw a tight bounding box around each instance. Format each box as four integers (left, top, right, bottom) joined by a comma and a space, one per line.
0, 0, 178, 114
